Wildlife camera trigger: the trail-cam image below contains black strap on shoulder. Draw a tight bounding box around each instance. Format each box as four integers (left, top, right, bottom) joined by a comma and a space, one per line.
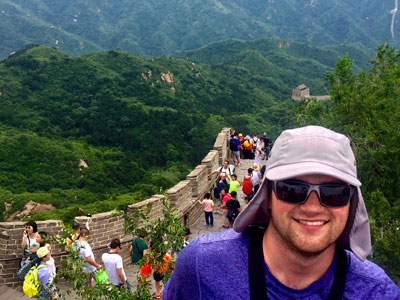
327, 249, 348, 300
248, 228, 348, 300
248, 227, 267, 300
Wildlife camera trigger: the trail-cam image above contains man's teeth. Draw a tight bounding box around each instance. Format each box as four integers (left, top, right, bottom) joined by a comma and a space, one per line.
298, 220, 325, 226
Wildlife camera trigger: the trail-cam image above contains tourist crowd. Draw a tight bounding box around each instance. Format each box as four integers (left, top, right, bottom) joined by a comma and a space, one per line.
19, 220, 171, 299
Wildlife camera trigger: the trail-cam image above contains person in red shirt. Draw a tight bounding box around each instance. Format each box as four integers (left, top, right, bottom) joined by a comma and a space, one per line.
220, 188, 231, 228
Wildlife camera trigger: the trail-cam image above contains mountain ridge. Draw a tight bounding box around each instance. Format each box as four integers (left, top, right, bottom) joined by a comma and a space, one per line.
0, 0, 397, 58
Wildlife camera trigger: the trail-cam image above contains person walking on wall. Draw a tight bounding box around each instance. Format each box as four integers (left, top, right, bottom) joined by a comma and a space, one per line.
225, 191, 241, 228
102, 239, 131, 291
198, 192, 214, 227
130, 234, 149, 265
208, 160, 233, 181
35, 247, 60, 299
254, 137, 265, 166
77, 228, 101, 287
229, 133, 241, 167
228, 174, 241, 194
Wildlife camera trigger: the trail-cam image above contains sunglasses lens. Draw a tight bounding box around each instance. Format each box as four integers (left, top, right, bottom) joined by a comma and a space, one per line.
276, 181, 309, 204
320, 184, 352, 207
275, 181, 353, 208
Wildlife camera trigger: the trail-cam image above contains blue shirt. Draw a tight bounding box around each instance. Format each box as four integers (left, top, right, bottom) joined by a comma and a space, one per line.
230, 138, 240, 152
164, 229, 400, 300
37, 262, 55, 293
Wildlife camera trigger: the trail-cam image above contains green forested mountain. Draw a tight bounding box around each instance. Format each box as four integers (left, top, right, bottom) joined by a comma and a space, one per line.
179, 39, 374, 94
0, 0, 397, 58
1, 41, 369, 222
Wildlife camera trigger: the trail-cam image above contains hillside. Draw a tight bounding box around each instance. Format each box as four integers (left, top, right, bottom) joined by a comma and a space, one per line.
179, 38, 375, 93
0, 0, 397, 58
0, 40, 374, 223
0, 41, 373, 222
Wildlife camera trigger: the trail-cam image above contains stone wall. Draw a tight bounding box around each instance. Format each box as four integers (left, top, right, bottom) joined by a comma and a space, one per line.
0, 220, 63, 288
0, 127, 233, 288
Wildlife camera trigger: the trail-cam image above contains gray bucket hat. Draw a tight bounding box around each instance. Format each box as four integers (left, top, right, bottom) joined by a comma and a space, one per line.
233, 125, 371, 261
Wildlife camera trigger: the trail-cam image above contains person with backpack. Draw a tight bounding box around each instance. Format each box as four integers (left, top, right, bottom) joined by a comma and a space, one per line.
208, 160, 234, 181
242, 168, 253, 200
163, 126, 400, 299
229, 133, 241, 167
262, 132, 272, 159
213, 173, 228, 214
23, 246, 59, 299
225, 191, 241, 228
243, 135, 253, 159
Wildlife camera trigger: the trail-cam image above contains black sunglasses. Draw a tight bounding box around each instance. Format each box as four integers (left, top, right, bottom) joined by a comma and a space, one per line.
269, 179, 355, 208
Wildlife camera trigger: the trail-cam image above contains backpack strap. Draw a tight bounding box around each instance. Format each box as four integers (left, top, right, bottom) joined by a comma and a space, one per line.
327, 249, 348, 300
248, 228, 348, 300
248, 227, 267, 299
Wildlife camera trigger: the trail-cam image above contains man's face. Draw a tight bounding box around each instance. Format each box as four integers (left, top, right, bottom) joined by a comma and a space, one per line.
224, 161, 229, 168
268, 174, 350, 256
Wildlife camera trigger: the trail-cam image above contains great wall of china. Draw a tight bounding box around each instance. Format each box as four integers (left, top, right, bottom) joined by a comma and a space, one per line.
0, 128, 234, 288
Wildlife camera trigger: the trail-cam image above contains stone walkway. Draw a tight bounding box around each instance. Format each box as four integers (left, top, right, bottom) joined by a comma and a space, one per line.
9, 158, 265, 299
189, 159, 265, 240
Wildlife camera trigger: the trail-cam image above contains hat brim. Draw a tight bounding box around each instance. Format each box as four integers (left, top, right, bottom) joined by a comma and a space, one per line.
233, 179, 270, 232
266, 162, 361, 187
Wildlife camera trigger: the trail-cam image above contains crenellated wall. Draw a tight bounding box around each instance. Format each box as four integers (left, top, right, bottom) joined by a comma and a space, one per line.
0, 127, 233, 288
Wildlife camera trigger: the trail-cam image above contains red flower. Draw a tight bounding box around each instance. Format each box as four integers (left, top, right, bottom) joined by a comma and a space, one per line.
140, 265, 152, 277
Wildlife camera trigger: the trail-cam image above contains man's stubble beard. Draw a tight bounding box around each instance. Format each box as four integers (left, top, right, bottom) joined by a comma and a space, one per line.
268, 215, 340, 258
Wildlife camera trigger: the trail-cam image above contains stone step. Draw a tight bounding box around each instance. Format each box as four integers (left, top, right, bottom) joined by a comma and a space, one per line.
0, 284, 30, 300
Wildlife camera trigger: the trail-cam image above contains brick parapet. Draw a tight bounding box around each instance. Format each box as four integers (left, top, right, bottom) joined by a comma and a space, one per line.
201, 150, 219, 180
0, 128, 232, 288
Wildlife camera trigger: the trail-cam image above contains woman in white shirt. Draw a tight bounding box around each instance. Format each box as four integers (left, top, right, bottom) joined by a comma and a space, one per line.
21, 221, 39, 257
254, 139, 265, 166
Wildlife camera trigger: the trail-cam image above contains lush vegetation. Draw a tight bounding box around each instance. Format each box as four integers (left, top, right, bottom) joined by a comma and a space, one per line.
0, 39, 398, 282
0, 41, 329, 222
0, 0, 397, 58
51, 199, 186, 299
0, 41, 376, 223
292, 45, 400, 280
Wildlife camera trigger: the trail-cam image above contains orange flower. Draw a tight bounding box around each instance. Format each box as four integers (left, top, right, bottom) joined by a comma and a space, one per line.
140, 265, 152, 277
164, 254, 172, 262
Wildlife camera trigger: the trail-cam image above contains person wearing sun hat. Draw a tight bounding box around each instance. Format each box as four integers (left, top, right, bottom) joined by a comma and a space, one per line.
251, 163, 261, 195
36, 246, 59, 299
163, 125, 399, 299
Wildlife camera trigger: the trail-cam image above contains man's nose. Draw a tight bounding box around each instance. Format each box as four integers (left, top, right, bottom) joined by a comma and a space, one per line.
300, 191, 324, 211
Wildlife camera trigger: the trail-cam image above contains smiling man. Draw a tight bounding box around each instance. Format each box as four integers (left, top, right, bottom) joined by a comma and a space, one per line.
164, 126, 400, 299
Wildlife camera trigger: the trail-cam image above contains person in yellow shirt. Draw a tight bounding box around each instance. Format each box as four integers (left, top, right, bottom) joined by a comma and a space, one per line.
64, 223, 81, 251
243, 136, 253, 159
228, 174, 241, 193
